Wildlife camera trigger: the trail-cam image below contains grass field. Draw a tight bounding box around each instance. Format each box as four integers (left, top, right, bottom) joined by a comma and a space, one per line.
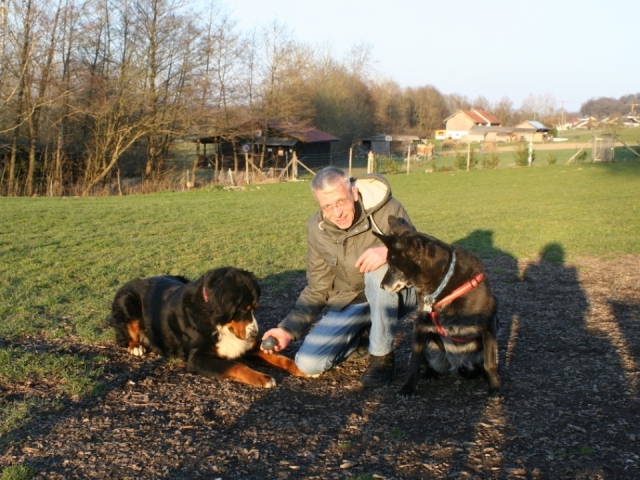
1, 162, 639, 441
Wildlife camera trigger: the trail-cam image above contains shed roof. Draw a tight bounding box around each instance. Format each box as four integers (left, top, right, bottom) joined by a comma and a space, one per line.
518, 120, 549, 130
267, 119, 340, 143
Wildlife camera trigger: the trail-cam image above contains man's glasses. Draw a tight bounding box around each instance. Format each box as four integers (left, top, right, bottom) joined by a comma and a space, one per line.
320, 198, 351, 213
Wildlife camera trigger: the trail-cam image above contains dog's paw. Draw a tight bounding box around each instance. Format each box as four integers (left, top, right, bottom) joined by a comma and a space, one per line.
257, 374, 277, 388
398, 385, 418, 399
128, 344, 146, 357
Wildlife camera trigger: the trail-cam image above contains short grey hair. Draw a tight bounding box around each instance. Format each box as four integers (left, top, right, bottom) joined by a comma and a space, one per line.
311, 167, 352, 192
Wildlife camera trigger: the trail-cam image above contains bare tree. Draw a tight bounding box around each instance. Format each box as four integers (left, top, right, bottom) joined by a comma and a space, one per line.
307, 52, 375, 146
493, 96, 514, 126
370, 78, 405, 134
133, 0, 196, 184
404, 85, 448, 137
444, 93, 471, 113
519, 93, 557, 121
250, 21, 311, 168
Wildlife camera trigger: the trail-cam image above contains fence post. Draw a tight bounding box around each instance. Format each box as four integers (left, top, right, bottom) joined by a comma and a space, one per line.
349, 147, 353, 177
292, 152, 299, 180
406, 146, 410, 175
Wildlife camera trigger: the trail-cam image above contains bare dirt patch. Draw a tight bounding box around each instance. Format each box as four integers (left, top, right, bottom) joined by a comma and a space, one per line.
1, 255, 639, 479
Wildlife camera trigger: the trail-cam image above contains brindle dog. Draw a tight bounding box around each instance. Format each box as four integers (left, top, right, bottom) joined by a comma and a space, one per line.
374, 216, 500, 397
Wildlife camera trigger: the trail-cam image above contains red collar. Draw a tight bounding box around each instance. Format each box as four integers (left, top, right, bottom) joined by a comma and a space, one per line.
427, 273, 484, 344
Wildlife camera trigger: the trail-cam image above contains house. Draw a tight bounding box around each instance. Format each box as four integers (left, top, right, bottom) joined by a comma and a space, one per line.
443, 109, 502, 140
195, 119, 340, 169
514, 121, 550, 142
360, 134, 420, 156
465, 126, 517, 143
569, 116, 597, 130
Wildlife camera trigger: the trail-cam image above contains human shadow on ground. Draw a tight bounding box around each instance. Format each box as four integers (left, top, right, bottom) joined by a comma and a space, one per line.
6, 248, 640, 478
502, 243, 640, 478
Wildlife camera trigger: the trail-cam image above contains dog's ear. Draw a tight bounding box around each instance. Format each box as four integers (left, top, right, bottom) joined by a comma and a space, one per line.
373, 230, 394, 248
388, 215, 416, 235
202, 268, 261, 322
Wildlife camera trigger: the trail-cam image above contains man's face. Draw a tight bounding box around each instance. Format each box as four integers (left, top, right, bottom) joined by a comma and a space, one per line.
314, 181, 359, 230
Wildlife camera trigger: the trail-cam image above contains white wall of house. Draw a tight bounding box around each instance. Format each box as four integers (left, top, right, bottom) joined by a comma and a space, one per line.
447, 130, 467, 140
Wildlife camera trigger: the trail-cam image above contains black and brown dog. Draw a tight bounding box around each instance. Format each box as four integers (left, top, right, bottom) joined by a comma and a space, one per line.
108, 267, 307, 387
374, 216, 500, 396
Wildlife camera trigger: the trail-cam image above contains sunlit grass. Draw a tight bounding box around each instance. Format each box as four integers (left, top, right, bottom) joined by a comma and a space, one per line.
0, 162, 639, 439
1, 164, 639, 342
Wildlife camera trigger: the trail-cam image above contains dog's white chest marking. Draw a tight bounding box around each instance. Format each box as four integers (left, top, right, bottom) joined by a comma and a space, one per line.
215, 318, 258, 359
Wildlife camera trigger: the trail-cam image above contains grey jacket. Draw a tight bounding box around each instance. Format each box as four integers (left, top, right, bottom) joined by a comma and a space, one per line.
278, 174, 412, 340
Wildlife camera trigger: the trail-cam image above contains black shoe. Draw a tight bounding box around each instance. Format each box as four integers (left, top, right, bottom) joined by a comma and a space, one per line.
359, 352, 395, 388
345, 345, 370, 363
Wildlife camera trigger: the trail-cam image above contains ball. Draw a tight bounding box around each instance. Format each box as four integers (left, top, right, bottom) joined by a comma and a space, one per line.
261, 336, 279, 351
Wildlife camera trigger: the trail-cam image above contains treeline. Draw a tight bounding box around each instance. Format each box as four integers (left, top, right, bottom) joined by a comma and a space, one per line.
0, 0, 627, 197
580, 94, 640, 118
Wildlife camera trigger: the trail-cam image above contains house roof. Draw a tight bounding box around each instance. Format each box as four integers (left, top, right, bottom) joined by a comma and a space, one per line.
444, 109, 501, 125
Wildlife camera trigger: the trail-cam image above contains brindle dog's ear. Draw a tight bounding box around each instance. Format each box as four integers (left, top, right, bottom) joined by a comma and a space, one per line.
388, 215, 416, 235
373, 230, 394, 247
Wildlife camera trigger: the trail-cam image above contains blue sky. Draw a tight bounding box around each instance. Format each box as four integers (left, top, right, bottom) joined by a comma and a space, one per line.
221, 0, 639, 112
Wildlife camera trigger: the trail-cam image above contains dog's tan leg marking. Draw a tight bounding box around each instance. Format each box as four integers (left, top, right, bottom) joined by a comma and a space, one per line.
222, 363, 277, 388
252, 350, 310, 377
482, 329, 500, 392
126, 319, 146, 357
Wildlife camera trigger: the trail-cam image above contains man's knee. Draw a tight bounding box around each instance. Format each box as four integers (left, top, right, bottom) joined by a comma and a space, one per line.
364, 264, 388, 289
295, 348, 332, 376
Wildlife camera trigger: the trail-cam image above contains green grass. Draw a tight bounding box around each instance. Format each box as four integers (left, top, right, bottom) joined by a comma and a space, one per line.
2, 164, 639, 341
1, 162, 639, 443
0, 465, 36, 480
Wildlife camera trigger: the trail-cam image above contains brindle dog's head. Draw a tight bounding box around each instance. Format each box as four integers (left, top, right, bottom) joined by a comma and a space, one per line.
374, 215, 453, 294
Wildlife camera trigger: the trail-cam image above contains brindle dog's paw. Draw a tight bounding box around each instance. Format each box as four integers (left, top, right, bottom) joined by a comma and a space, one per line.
397, 385, 418, 399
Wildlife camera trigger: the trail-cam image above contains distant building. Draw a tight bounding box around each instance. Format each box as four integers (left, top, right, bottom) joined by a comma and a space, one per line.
195, 119, 340, 169
462, 121, 550, 143
360, 134, 420, 156
443, 109, 502, 140
514, 121, 550, 142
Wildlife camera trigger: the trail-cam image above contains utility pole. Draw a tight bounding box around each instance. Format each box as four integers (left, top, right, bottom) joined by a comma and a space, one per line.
559, 100, 569, 135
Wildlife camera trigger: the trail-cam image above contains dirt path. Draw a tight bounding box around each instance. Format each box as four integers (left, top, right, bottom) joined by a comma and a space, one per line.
1, 255, 639, 479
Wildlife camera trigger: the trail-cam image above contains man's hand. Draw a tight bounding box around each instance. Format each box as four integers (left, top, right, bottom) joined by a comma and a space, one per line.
355, 246, 388, 273
260, 328, 293, 353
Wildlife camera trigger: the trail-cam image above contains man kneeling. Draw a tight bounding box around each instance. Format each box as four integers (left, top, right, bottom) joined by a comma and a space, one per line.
261, 167, 416, 387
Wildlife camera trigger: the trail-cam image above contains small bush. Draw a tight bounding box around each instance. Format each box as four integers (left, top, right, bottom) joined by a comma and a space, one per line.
485, 153, 500, 169
380, 158, 399, 174
454, 147, 478, 170
513, 143, 535, 166
0, 464, 36, 480
547, 153, 558, 165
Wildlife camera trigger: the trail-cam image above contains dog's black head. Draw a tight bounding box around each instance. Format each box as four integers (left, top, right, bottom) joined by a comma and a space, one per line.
374, 215, 453, 293
199, 267, 261, 343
